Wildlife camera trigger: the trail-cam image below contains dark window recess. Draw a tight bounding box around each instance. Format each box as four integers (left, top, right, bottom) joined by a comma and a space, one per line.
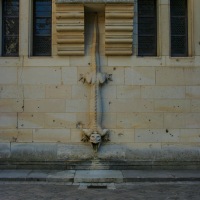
170, 0, 188, 57
33, 0, 52, 56
138, 0, 157, 56
2, 0, 19, 56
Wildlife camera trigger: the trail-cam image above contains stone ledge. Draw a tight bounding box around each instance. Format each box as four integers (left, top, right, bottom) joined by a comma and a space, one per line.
0, 169, 200, 183
1, 161, 200, 170
56, 0, 134, 4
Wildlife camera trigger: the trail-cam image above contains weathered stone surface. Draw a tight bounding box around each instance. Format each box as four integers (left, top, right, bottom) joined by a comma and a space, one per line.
57, 144, 94, 160
0, 143, 10, 159
56, 0, 135, 3
125, 67, 156, 86
33, 129, 70, 143
122, 170, 175, 181
0, 67, 17, 84
104, 99, 154, 113
18, 67, 62, 85
61, 67, 78, 84
24, 85, 45, 99
0, 0, 200, 169
141, 86, 185, 99
10, 143, 57, 161
109, 129, 134, 143
24, 99, 66, 113
117, 86, 140, 99
122, 170, 200, 182
156, 68, 185, 86
74, 170, 123, 183
102, 113, 117, 129
46, 84, 71, 99
0, 129, 32, 143
186, 86, 200, 99
97, 144, 126, 160
0, 86, 23, 99
18, 113, 45, 129
71, 85, 90, 99
161, 144, 200, 161
179, 129, 200, 143
117, 113, 164, 129
164, 113, 186, 129
47, 170, 75, 182
0, 113, 17, 129
66, 99, 89, 112
70, 129, 82, 143
185, 68, 200, 85
191, 100, 200, 112
103, 67, 124, 85
0, 99, 23, 112
0, 170, 30, 180
45, 113, 76, 129
135, 129, 180, 143
154, 100, 190, 113
26, 170, 52, 181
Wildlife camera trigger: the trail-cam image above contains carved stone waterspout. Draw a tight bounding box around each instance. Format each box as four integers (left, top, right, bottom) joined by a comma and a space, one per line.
79, 14, 112, 152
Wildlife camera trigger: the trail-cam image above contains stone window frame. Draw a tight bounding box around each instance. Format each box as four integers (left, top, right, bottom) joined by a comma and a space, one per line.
169, 0, 194, 58
135, 0, 194, 58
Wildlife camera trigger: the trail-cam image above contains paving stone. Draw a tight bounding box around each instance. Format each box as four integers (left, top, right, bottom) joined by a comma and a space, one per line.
0, 170, 31, 181
26, 170, 52, 181
74, 170, 123, 183
46, 170, 75, 182
1, 182, 200, 200
122, 170, 200, 182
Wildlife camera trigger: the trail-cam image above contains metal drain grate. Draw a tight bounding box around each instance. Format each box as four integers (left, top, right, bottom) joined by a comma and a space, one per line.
87, 185, 107, 189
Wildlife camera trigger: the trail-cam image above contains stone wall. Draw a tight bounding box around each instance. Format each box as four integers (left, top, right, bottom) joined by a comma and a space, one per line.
0, 0, 200, 169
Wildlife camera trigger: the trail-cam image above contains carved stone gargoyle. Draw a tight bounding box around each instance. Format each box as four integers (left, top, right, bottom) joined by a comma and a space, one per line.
79, 14, 112, 152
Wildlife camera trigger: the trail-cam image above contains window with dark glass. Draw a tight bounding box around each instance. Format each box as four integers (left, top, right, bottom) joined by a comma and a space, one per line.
138, 0, 157, 56
2, 0, 19, 56
170, 0, 188, 57
33, 0, 52, 56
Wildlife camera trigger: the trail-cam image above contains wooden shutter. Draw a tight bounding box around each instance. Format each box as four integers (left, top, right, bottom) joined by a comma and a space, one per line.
105, 4, 134, 56
56, 4, 84, 56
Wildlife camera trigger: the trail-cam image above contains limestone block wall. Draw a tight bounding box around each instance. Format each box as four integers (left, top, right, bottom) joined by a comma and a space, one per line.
0, 0, 200, 169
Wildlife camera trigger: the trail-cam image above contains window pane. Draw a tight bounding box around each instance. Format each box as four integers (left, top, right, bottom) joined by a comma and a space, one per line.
138, 0, 157, 56
170, 0, 188, 57
2, 0, 19, 56
33, 0, 52, 56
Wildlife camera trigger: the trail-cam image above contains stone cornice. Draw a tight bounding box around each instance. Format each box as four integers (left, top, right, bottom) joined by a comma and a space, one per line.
56, 0, 134, 4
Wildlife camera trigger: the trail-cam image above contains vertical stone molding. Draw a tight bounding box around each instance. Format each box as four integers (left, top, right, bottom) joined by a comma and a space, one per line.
79, 14, 111, 152
56, 4, 84, 55
105, 4, 134, 55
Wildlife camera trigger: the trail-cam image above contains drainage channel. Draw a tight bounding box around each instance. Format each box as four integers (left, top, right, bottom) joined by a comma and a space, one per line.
87, 185, 107, 189
78, 183, 116, 190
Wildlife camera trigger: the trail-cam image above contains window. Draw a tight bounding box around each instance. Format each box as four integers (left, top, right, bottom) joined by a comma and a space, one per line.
33, 0, 52, 56
2, 0, 19, 56
170, 0, 188, 57
138, 0, 157, 56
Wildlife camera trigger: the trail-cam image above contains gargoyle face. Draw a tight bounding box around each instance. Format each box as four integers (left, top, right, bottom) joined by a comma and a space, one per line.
90, 133, 101, 144
90, 133, 101, 151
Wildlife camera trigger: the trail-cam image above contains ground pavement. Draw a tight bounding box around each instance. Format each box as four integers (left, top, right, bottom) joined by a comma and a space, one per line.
0, 170, 200, 199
